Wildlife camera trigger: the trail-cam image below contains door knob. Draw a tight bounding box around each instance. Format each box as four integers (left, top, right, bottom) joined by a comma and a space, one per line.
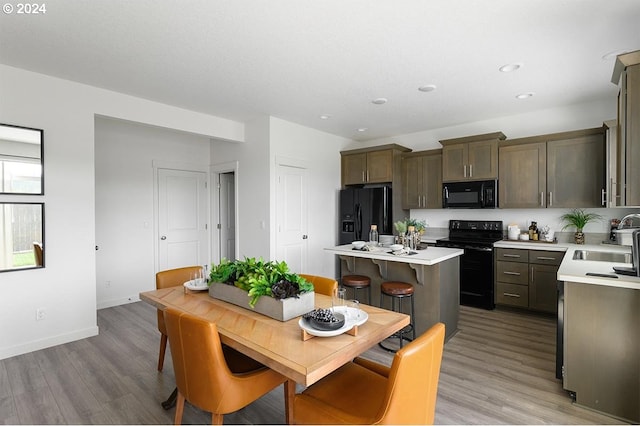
302, 235, 308, 239
160, 236, 167, 240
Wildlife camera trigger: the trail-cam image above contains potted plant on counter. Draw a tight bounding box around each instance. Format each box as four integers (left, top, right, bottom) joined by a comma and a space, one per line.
560, 208, 603, 244
208, 257, 315, 321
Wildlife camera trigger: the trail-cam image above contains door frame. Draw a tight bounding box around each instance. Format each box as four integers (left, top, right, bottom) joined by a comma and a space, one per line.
211, 161, 239, 264
152, 160, 210, 273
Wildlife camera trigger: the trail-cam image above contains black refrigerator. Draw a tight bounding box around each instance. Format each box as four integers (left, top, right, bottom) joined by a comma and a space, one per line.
339, 186, 392, 244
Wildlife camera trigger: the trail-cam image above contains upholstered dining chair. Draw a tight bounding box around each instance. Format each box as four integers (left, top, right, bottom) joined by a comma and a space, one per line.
33, 242, 43, 267
155, 266, 203, 371
298, 274, 338, 297
292, 322, 446, 425
163, 307, 288, 425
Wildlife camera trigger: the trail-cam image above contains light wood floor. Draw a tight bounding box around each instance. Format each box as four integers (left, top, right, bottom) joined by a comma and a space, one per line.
0, 302, 626, 425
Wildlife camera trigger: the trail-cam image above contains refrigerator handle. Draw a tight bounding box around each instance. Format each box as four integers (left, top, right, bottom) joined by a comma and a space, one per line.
355, 203, 362, 240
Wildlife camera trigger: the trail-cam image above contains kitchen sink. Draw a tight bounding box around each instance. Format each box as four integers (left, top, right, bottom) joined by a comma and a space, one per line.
572, 250, 632, 263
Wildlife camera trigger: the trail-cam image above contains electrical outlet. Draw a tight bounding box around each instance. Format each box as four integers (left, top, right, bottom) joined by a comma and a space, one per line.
36, 308, 46, 321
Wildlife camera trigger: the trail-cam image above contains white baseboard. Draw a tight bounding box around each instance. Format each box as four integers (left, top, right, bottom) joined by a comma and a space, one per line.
0, 326, 99, 361
97, 294, 141, 310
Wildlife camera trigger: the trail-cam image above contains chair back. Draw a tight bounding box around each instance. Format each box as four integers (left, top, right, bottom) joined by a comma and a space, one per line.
376, 322, 445, 424
156, 266, 203, 334
163, 308, 235, 411
33, 242, 43, 266
298, 274, 338, 297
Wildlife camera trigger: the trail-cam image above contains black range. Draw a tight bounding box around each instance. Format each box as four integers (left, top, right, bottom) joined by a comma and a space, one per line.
436, 220, 503, 309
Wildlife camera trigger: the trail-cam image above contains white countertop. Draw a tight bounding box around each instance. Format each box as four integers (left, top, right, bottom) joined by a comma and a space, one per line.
496, 239, 639, 290
557, 244, 640, 290
494, 239, 569, 251
325, 244, 463, 266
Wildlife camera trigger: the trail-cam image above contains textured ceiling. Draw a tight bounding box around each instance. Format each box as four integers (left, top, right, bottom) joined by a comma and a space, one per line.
1, 0, 639, 141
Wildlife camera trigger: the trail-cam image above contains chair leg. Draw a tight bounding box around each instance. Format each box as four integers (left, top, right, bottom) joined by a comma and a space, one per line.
174, 391, 185, 425
212, 413, 224, 425
158, 334, 168, 371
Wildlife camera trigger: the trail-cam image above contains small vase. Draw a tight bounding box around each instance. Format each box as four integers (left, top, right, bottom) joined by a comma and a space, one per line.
574, 231, 585, 244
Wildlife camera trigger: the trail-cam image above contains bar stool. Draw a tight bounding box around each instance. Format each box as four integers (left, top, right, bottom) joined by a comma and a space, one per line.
378, 281, 416, 352
341, 275, 371, 304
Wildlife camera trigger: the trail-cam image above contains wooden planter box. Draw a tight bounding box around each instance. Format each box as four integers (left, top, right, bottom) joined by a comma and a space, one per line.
209, 283, 315, 321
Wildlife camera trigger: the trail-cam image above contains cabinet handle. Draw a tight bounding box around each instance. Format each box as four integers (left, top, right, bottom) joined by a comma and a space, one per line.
469, 164, 473, 177
503, 292, 521, 298
549, 192, 553, 207
502, 254, 521, 258
362, 171, 365, 182
531, 266, 534, 283
601, 188, 606, 206
536, 256, 556, 261
503, 271, 521, 276
540, 192, 545, 207
423, 195, 427, 207
464, 165, 467, 178
366, 170, 369, 182
418, 195, 421, 207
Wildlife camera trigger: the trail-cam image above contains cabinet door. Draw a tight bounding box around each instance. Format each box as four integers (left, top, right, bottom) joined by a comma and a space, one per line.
342, 153, 367, 185
467, 140, 498, 179
499, 143, 546, 208
366, 150, 393, 183
423, 153, 443, 208
442, 143, 467, 182
529, 264, 558, 313
547, 134, 605, 208
401, 156, 423, 209
625, 64, 640, 206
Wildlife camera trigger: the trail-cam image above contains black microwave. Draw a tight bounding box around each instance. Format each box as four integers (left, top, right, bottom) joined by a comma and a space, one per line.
442, 180, 498, 208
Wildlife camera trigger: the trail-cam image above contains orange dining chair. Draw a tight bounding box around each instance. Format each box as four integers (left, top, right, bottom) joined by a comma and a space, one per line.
163, 307, 288, 425
155, 266, 203, 371
298, 274, 338, 297
292, 322, 446, 425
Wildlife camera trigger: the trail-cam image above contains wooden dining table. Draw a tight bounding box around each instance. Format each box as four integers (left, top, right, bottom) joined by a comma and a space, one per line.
139, 287, 410, 423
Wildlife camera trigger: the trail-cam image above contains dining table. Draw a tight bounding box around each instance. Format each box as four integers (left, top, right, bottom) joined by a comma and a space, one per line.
139, 286, 410, 423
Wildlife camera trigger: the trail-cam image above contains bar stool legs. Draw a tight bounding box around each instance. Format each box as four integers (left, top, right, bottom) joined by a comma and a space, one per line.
378, 281, 416, 352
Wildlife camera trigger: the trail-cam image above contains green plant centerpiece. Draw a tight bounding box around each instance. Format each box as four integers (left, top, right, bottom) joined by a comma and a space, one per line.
209, 257, 314, 307
560, 208, 603, 244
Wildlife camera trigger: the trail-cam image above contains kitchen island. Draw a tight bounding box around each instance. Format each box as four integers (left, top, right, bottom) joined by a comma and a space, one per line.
556, 244, 639, 423
325, 244, 463, 341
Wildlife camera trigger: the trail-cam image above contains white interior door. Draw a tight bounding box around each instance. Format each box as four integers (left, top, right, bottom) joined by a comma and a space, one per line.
219, 172, 236, 261
157, 168, 208, 271
276, 163, 308, 273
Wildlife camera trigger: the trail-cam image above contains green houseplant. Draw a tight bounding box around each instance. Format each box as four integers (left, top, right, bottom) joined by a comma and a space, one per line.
560, 208, 603, 244
209, 257, 314, 307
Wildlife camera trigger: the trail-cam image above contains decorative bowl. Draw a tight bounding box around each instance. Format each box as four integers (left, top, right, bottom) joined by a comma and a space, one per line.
309, 312, 345, 330
389, 244, 403, 251
352, 241, 366, 249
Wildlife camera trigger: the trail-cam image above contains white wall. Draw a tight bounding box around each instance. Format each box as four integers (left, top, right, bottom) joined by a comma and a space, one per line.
210, 117, 272, 259
269, 117, 351, 278
210, 116, 351, 280
0, 65, 244, 360
94, 117, 211, 309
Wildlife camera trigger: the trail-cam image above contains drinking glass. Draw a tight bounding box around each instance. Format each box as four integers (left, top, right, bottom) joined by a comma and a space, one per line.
333, 288, 346, 312
348, 300, 360, 321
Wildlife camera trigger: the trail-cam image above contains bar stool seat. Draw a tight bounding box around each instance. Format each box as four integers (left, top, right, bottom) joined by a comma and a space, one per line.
341, 274, 371, 304
379, 281, 416, 352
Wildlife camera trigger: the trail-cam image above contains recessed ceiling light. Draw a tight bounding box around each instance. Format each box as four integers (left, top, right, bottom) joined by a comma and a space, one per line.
319, 114, 331, 120
372, 98, 387, 105
499, 63, 522, 73
357, 128, 368, 132
418, 84, 437, 92
515, 92, 535, 99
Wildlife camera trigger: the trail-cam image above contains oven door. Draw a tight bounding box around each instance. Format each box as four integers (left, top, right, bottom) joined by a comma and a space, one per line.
459, 246, 495, 309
